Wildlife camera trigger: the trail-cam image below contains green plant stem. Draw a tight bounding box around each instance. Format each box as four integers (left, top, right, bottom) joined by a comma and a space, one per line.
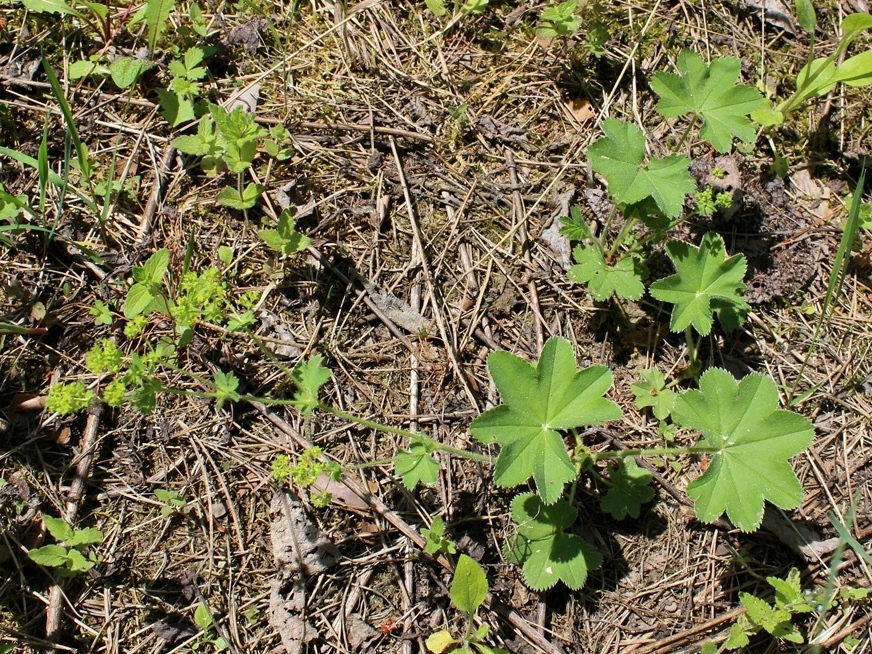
605, 215, 638, 260
674, 112, 700, 152
316, 403, 493, 464
598, 204, 619, 251
567, 433, 586, 504
591, 444, 718, 461
684, 325, 699, 370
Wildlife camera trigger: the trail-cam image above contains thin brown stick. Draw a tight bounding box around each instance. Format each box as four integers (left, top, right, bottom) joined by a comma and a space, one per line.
136, 144, 175, 246
45, 400, 106, 648
505, 148, 545, 350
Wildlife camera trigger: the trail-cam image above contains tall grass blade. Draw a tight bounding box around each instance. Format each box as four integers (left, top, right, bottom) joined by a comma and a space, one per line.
790, 165, 866, 400
0, 146, 98, 213
37, 118, 50, 214
41, 55, 91, 183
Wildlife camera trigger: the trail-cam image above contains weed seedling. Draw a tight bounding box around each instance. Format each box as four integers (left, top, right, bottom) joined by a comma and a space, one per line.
192, 604, 228, 651
28, 515, 103, 575
154, 488, 187, 517
426, 555, 508, 654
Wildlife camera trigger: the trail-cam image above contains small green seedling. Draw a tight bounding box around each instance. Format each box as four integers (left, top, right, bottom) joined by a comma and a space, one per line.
421, 516, 457, 555
158, 46, 212, 127
537, 0, 581, 38
703, 569, 869, 651
631, 368, 677, 420
28, 515, 103, 575
426, 555, 508, 654
154, 488, 187, 516
258, 209, 311, 254
192, 604, 228, 651
124, 248, 171, 319
273, 446, 342, 508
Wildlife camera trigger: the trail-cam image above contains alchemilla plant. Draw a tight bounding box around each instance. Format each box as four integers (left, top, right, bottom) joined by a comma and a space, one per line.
40, 38, 831, 599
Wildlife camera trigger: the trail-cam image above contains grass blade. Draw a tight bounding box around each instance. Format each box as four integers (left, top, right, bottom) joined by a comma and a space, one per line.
790, 165, 866, 400
41, 55, 92, 184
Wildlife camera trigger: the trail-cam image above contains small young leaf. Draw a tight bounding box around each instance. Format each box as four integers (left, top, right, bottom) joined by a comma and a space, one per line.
43, 515, 74, 542
425, 630, 458, 654
28, 544, 69, 567
768, 569, 804, 608
291, 356, 331, 413
649, 233, 748, 336
193, 604, 213, 629
651, 50, 765, 153
109, 57, 148, 88
157, 89, 197, 127
631, 368, 677, 420
66, 527, 103, 547
751, 103, 784, 127
451, 554, 488, 615
587, 119, 694, 218
68, 59, 109, 79
65, 548, 94, 572
538, 0, 581, 38
600, 458, 655, 520
470, 337, 621, 504
212, 371, 241, 410
216, 183, 263, 210
725, 621, 752, 649
259, 210, 311, 254
461, 0, 488, 13
394, 440, 440, 489
840, 12, 872, 47
124, 284, 155, 319
133, 248, 170, 285
568, 245, 646, 301
506, 493, 602, 591
794, 0, 816, 33
422, 516, 457, 555
835, 50, 872, 87
217, 246, 233, 265
793, 58, 838, 101
558, 205, 592, 241
673, 368, 814, 531
90, 300, 113, 326
172, 134, 210, 156
425, 0, 448, 16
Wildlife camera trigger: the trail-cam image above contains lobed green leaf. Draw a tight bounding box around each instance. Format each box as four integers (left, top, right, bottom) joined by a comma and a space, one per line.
587, 119, 694, 218
673, 368, 814, 531
649, 233, 748, 336
470, 337, 621, 504
651, 50, 765, 152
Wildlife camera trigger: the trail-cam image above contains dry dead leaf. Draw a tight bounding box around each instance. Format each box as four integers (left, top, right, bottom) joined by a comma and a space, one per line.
566, 97, 595, 124
310, 473, 370, 512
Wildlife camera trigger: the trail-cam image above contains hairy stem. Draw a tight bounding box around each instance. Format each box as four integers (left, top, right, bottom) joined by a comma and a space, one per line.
674, 112, 700, 152
591, 444, 718, 461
